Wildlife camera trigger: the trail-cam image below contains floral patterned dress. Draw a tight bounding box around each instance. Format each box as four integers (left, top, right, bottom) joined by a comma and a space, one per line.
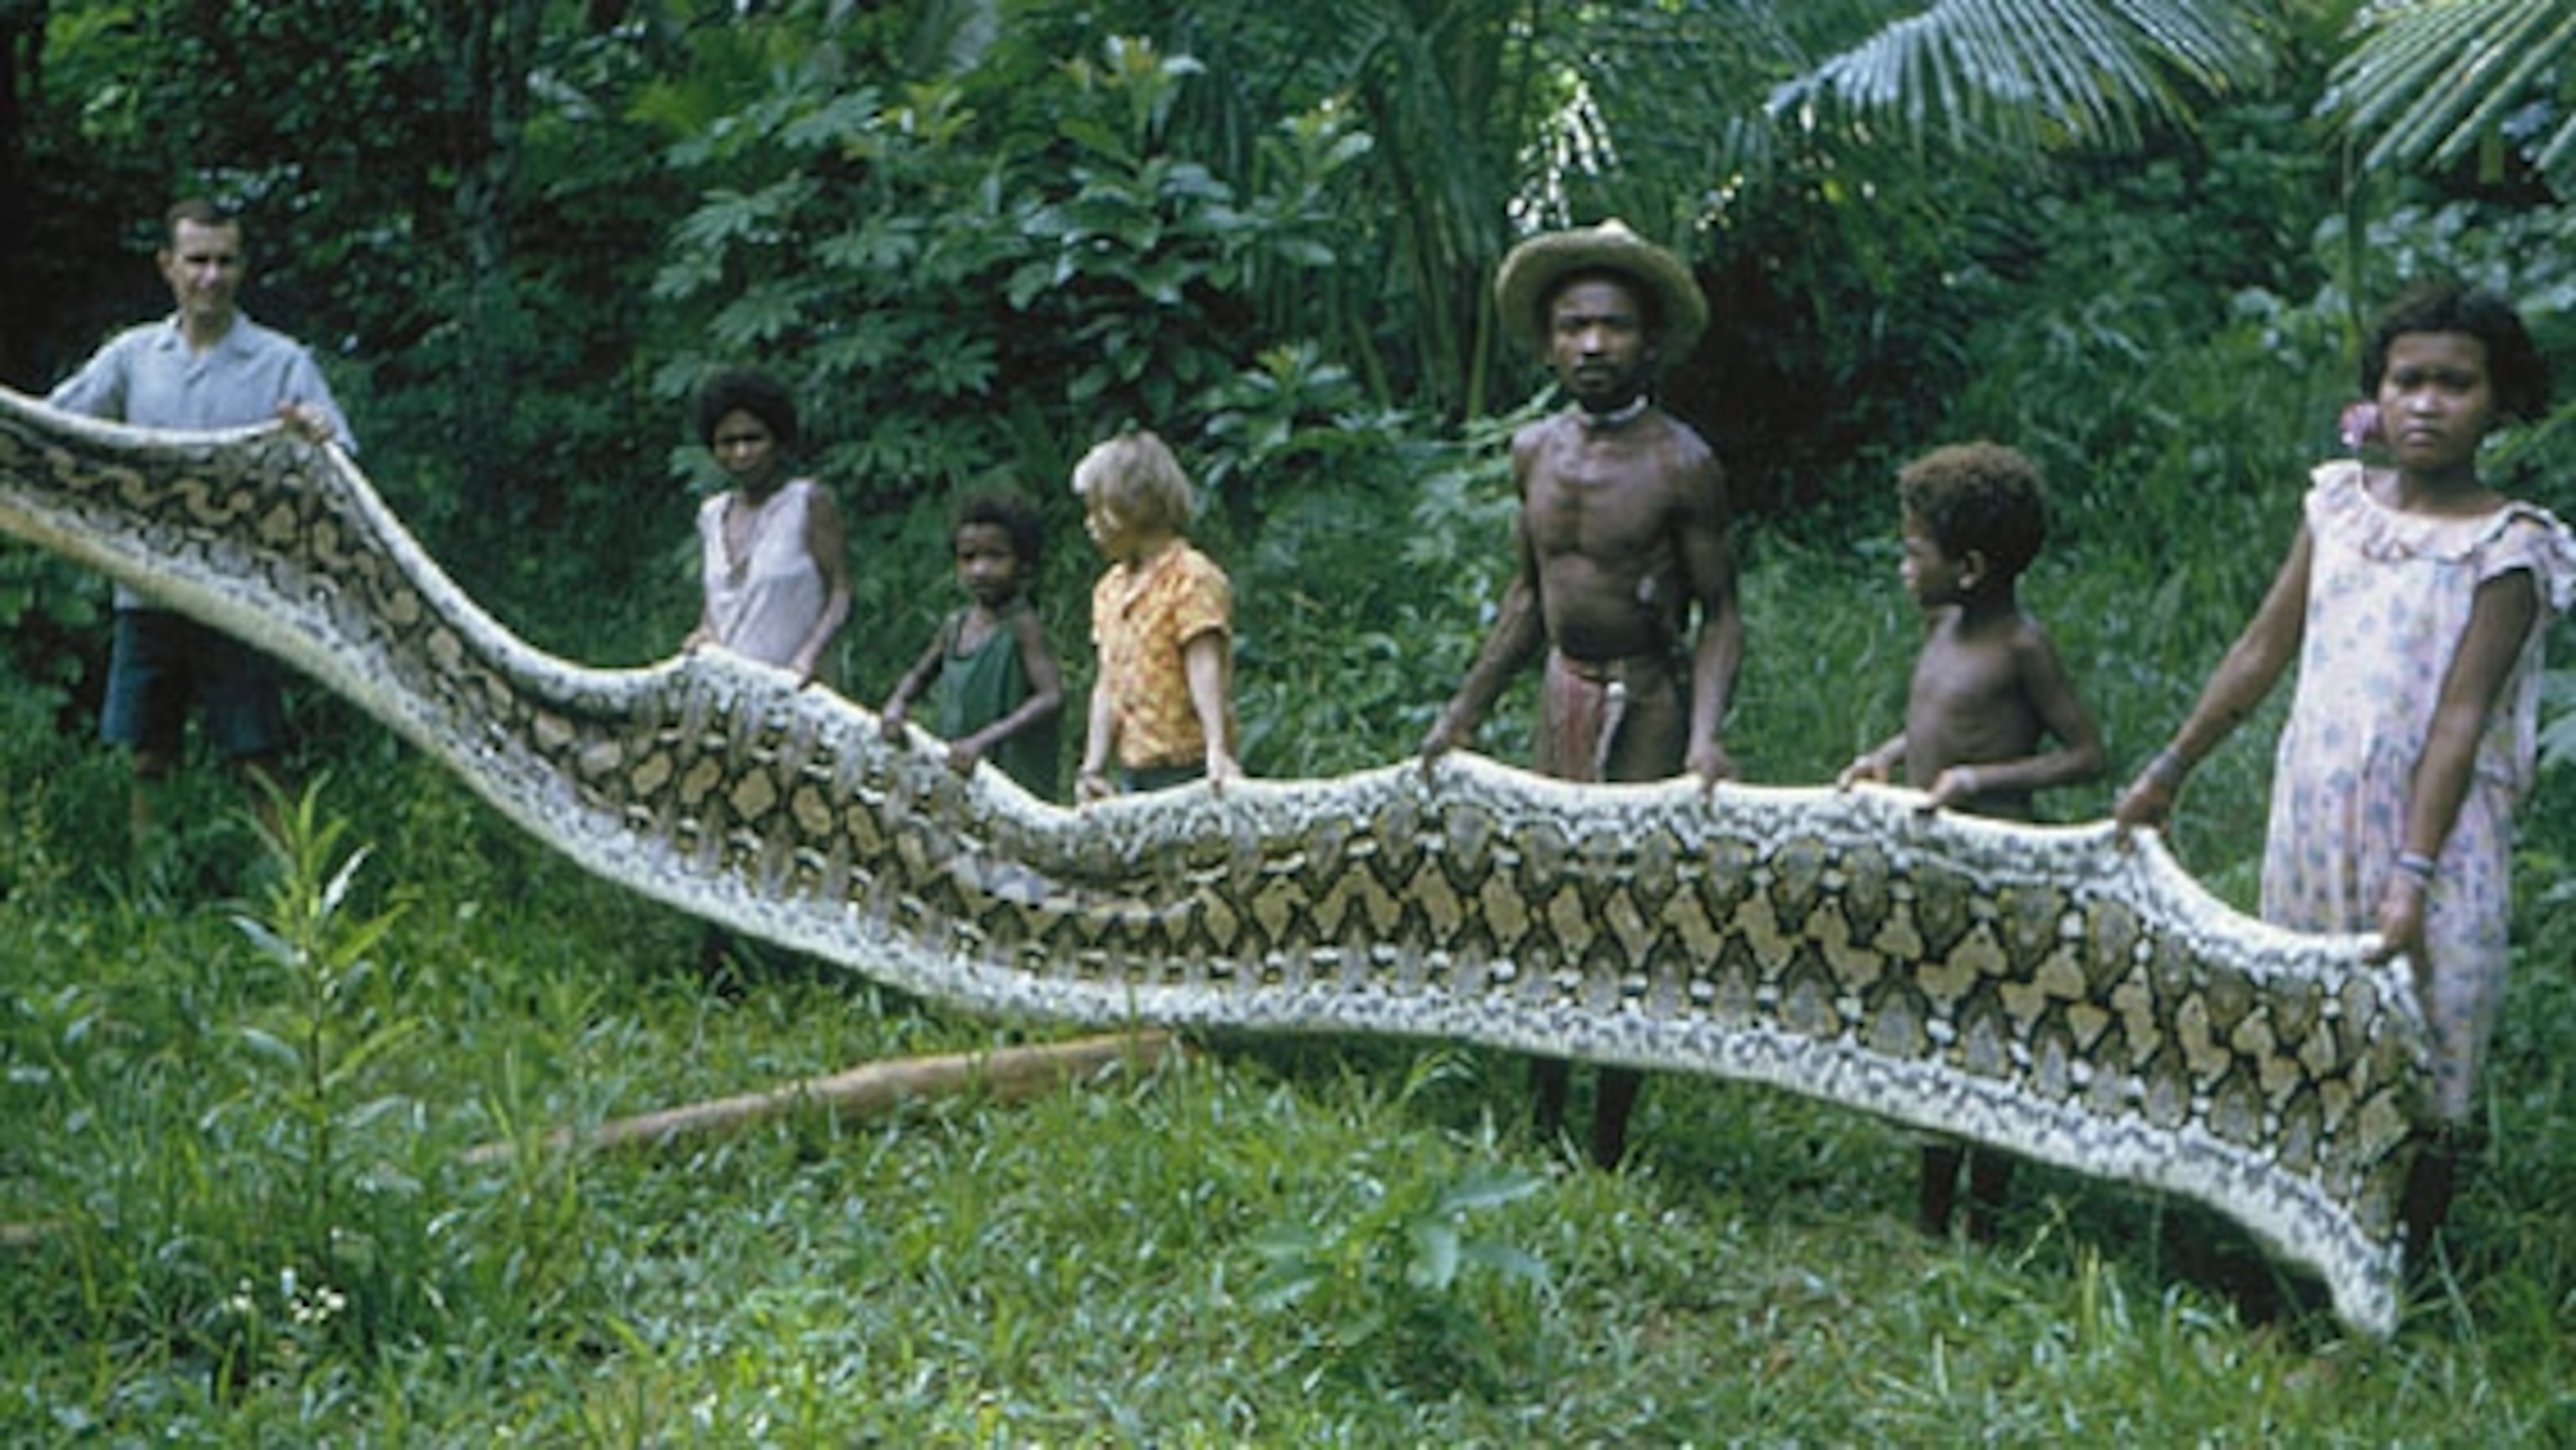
2263, 461, 2576, 1123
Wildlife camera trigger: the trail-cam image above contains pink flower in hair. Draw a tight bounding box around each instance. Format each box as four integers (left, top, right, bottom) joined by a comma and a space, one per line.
2338, 400, 2383, 452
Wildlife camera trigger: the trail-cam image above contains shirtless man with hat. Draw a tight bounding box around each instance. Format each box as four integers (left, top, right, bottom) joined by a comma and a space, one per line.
1420, 218, 1744, 1168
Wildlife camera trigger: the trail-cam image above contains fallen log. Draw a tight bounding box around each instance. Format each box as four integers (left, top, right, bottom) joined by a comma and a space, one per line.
462, 1029, 1182, 1165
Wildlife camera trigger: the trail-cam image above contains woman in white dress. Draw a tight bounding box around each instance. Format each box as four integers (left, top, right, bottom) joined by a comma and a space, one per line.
682, 367, 852, 687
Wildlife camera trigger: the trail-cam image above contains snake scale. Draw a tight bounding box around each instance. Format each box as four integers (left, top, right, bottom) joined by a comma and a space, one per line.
0, 387, 2428, 1336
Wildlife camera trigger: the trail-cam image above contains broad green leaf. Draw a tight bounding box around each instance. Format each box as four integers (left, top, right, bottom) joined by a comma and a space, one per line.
236, 1026, 302, 1073
1431, 1170, 1546, 1217
1405, 1219, 1460, 1291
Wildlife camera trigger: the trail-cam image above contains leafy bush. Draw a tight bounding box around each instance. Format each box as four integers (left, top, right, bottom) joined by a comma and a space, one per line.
647, 31, 1360, 507
1249, 1162, 1550, 1397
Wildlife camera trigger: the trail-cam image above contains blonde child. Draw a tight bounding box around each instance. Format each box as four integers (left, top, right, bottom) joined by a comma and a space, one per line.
881, 490, 1065, 800
2115, 281, 2576, 1268
1071, 430, 1241, 800
1841, 440, 2106, 1239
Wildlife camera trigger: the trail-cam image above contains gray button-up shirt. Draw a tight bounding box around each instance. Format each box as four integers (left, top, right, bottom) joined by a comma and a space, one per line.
48, 312, 355, 608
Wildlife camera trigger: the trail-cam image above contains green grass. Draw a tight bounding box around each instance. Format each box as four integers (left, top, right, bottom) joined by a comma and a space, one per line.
9, 880, 2573, 1442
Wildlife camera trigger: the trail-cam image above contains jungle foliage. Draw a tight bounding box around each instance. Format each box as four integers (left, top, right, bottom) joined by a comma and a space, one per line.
4, 0, 2576, 1438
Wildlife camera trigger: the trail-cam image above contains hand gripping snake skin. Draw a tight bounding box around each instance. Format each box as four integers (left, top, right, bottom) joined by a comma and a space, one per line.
0, 388, 2430, 1336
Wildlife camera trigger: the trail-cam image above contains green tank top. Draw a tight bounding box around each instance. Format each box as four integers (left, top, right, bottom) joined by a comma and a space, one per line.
932, 604, 1061, 802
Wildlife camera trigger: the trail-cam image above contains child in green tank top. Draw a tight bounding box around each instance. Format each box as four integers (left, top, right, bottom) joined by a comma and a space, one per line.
880, 491, 1066, 801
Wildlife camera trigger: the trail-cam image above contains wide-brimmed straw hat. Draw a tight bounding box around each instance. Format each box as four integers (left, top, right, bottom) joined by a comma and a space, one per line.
1493, 218, 1708, 358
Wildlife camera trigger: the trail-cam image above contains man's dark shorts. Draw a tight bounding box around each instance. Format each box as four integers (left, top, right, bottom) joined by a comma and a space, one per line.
101, 608, 289, 760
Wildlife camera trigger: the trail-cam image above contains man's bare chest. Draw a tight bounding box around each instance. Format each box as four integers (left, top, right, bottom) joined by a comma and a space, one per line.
1528, 470, 1674, 553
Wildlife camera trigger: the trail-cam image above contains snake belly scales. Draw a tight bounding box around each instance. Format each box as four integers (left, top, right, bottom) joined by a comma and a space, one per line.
0, 389, 2430, 1337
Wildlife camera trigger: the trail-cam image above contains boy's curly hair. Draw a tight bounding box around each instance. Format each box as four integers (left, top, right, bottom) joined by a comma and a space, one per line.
1897, 441, 2047, 584
2363, 280, 2553, 424
954, 489, 1046, 572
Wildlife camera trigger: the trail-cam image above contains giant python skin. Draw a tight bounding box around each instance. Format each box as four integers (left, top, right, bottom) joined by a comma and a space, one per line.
0, 387, 2428, 1336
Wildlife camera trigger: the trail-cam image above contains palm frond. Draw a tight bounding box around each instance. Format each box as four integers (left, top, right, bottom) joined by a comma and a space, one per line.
1765, 0, 2278, 156
2324, 0, 2576, 190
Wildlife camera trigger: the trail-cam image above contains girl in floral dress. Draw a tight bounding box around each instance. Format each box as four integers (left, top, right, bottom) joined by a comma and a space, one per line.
2114, 282, 2576, 1269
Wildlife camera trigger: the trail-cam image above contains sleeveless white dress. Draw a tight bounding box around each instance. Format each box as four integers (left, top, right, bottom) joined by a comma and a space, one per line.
696, 477, 834, 679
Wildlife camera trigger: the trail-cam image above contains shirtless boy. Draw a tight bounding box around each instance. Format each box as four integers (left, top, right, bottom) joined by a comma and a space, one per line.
1839, 440, 2105, 1235
1420, 219, 1745, 1168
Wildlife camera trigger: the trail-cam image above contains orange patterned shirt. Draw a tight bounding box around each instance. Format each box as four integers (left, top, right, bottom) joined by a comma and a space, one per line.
1090, 542, 1235, 769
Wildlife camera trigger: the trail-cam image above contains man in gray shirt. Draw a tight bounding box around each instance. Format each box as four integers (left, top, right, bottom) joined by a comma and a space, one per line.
48, 197, 354, 850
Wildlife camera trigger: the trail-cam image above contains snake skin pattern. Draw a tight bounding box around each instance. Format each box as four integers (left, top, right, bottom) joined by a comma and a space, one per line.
0, 388, 2430, 1335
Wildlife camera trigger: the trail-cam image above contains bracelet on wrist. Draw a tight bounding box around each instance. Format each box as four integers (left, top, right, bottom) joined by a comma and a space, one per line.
2145, 749, 2188, 788
2393, 851, 2437, 884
